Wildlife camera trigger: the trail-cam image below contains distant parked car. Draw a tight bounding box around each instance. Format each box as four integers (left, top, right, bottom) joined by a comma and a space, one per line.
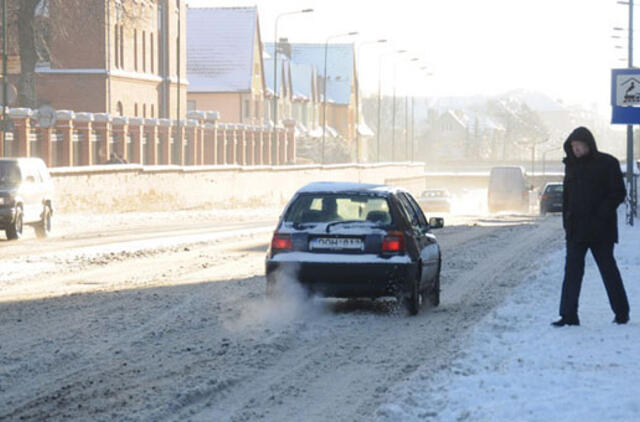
488, 166, 529, 213
539, 182, 563, 215
265, 182, 444, 315
0, 158, 54, 240
417, 189, 452, 213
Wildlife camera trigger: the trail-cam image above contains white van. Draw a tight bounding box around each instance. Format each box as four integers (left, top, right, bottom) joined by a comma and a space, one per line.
487, 166, 529, 213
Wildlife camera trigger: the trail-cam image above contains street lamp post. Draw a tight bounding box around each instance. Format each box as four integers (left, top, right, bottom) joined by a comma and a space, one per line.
355, 39, 386, 163
391, 53, 412, 161
403, 57, 419, 161
273, 9, 313, 141
413, 69, 433, 162
375, 49, 405, 162
322, 31, 358, 164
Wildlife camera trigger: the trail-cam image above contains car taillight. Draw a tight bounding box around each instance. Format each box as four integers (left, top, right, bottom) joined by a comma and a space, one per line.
382, 231, 405, 252
271, 232, 293, 250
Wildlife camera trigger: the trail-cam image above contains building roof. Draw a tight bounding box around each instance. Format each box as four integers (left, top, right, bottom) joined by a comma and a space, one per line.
187, 7, 259, 93
290, 62, 316, 101
264, 57, 290, 97
265, 42, 354, 105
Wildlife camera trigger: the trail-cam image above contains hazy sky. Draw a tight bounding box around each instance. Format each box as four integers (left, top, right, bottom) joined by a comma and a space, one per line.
187, 0, 629, 113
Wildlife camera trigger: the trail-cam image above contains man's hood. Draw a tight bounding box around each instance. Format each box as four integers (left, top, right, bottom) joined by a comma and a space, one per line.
563, 126, 598, 162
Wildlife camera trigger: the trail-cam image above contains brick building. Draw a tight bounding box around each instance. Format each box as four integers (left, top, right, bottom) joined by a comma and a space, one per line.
186, 7, 266, 125
32, 0, 187, 119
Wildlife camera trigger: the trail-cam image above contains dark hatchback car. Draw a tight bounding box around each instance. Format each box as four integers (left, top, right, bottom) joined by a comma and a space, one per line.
0, 158, 54, 240
265, 182, 444, 315
539, 182, 563, 215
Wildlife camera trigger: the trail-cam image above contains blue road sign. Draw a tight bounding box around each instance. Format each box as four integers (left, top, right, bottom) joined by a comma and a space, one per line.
612, 68, 640, 124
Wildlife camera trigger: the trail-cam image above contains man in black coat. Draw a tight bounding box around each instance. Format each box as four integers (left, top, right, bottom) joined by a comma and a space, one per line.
552, 127, 630, 326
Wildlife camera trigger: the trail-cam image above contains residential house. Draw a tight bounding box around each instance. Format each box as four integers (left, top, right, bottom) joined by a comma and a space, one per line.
263, 55, 292, 125
35, 0, 187, 119
186, 6, 266, 125
428, 109, 505, 160
266, 42, 357, 145
290, 61, 320, 136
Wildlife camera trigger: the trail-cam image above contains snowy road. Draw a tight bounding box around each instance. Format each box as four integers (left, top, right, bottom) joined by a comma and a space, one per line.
0, 211, 563, 421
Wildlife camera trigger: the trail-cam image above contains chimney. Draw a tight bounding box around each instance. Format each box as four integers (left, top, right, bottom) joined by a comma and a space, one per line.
277, 37, 292, 59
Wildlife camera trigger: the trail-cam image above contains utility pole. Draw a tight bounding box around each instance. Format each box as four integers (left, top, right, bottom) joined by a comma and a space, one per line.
2, 0, 7, 156
627, 0, 636, 225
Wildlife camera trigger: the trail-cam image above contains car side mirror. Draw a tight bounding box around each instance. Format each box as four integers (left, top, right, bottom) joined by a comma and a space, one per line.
428, 217, 444, 229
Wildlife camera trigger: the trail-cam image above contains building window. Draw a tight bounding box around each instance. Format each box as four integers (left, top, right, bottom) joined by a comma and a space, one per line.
134, 29, 138, 71
151, 104, 155, 118
150, 32, 154, 74
243, 99, 250, 120
120, 25, 124, 68
117, 101, 123, 116
142, 30, 146, 72
114, 24, 119, 68
134, 103, 138, 117
254, 100, 260, 122
143, 103, 147, 118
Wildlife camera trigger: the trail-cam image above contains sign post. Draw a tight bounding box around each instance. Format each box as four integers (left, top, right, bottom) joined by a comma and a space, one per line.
611, 68, 640, 225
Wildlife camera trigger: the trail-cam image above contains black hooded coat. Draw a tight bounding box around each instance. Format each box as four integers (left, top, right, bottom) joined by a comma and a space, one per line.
562, 127, 627, 243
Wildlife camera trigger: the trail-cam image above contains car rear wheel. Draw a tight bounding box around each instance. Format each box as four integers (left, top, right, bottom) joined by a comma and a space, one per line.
34, 205, 52, 238
429, 264, 441, 307
404, 276, 420, 316
6, 207, 23, 240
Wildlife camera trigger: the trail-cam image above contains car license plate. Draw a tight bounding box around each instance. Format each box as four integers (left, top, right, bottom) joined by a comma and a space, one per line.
309, 237, 364, 251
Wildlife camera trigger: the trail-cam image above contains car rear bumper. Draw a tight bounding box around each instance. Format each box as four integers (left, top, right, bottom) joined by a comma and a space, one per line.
266, 252, 416, 298
0, 207, 16, 227
541, 200, 562, 212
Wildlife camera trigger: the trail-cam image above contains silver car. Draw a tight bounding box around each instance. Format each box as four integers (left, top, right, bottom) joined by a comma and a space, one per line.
0, 158, 54, 240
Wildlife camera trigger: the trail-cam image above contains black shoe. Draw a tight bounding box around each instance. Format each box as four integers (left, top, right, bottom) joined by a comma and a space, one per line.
551, 317, 580, 327
613, 314, 629, 324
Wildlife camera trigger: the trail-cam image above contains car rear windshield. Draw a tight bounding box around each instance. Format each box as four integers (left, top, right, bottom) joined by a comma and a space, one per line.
545, 184, 563, 193
0, 162, 21, 188
285, 194, 393, 225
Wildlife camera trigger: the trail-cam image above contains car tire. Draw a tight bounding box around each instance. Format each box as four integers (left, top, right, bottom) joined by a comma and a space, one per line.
429, 263, 441, 307
6, 207, 23, 240
35, 205, 52, 238
405, 276, 420, 316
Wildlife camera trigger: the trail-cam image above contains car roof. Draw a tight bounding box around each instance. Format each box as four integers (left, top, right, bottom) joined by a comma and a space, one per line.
0, 157, 46, 166
296, 181, 400, 195
544, 182, 562, 187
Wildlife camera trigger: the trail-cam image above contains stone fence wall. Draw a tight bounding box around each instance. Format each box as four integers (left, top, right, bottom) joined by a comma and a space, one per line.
49, 162, 426, 213
0, 109, 296, 168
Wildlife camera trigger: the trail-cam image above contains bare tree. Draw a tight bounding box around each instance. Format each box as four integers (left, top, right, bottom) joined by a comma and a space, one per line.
15, 0, 42, 108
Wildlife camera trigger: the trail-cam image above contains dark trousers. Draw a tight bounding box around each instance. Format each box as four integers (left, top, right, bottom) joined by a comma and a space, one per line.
560, 240, 630, 319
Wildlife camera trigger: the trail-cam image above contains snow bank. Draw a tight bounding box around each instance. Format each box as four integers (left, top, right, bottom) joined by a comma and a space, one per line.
377, 211, 640, 421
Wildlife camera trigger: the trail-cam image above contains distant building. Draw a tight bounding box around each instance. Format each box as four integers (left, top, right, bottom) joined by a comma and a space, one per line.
428, 109, 505, 160
186, 6, 266, 125
266, 42, 357, 145
264, 56, 293, 125
34, 0, 187, 119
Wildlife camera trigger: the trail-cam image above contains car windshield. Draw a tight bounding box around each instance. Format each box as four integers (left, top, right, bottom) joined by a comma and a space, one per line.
285, 194, 392, 225
545, 185, 563, 193
0, 162, 21, 188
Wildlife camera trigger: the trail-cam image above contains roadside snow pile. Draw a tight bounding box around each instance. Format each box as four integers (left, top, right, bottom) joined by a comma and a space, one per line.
377, 212, 640, 421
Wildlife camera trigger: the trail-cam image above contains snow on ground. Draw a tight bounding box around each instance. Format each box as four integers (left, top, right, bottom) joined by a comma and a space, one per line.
377, 210, 640, 422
